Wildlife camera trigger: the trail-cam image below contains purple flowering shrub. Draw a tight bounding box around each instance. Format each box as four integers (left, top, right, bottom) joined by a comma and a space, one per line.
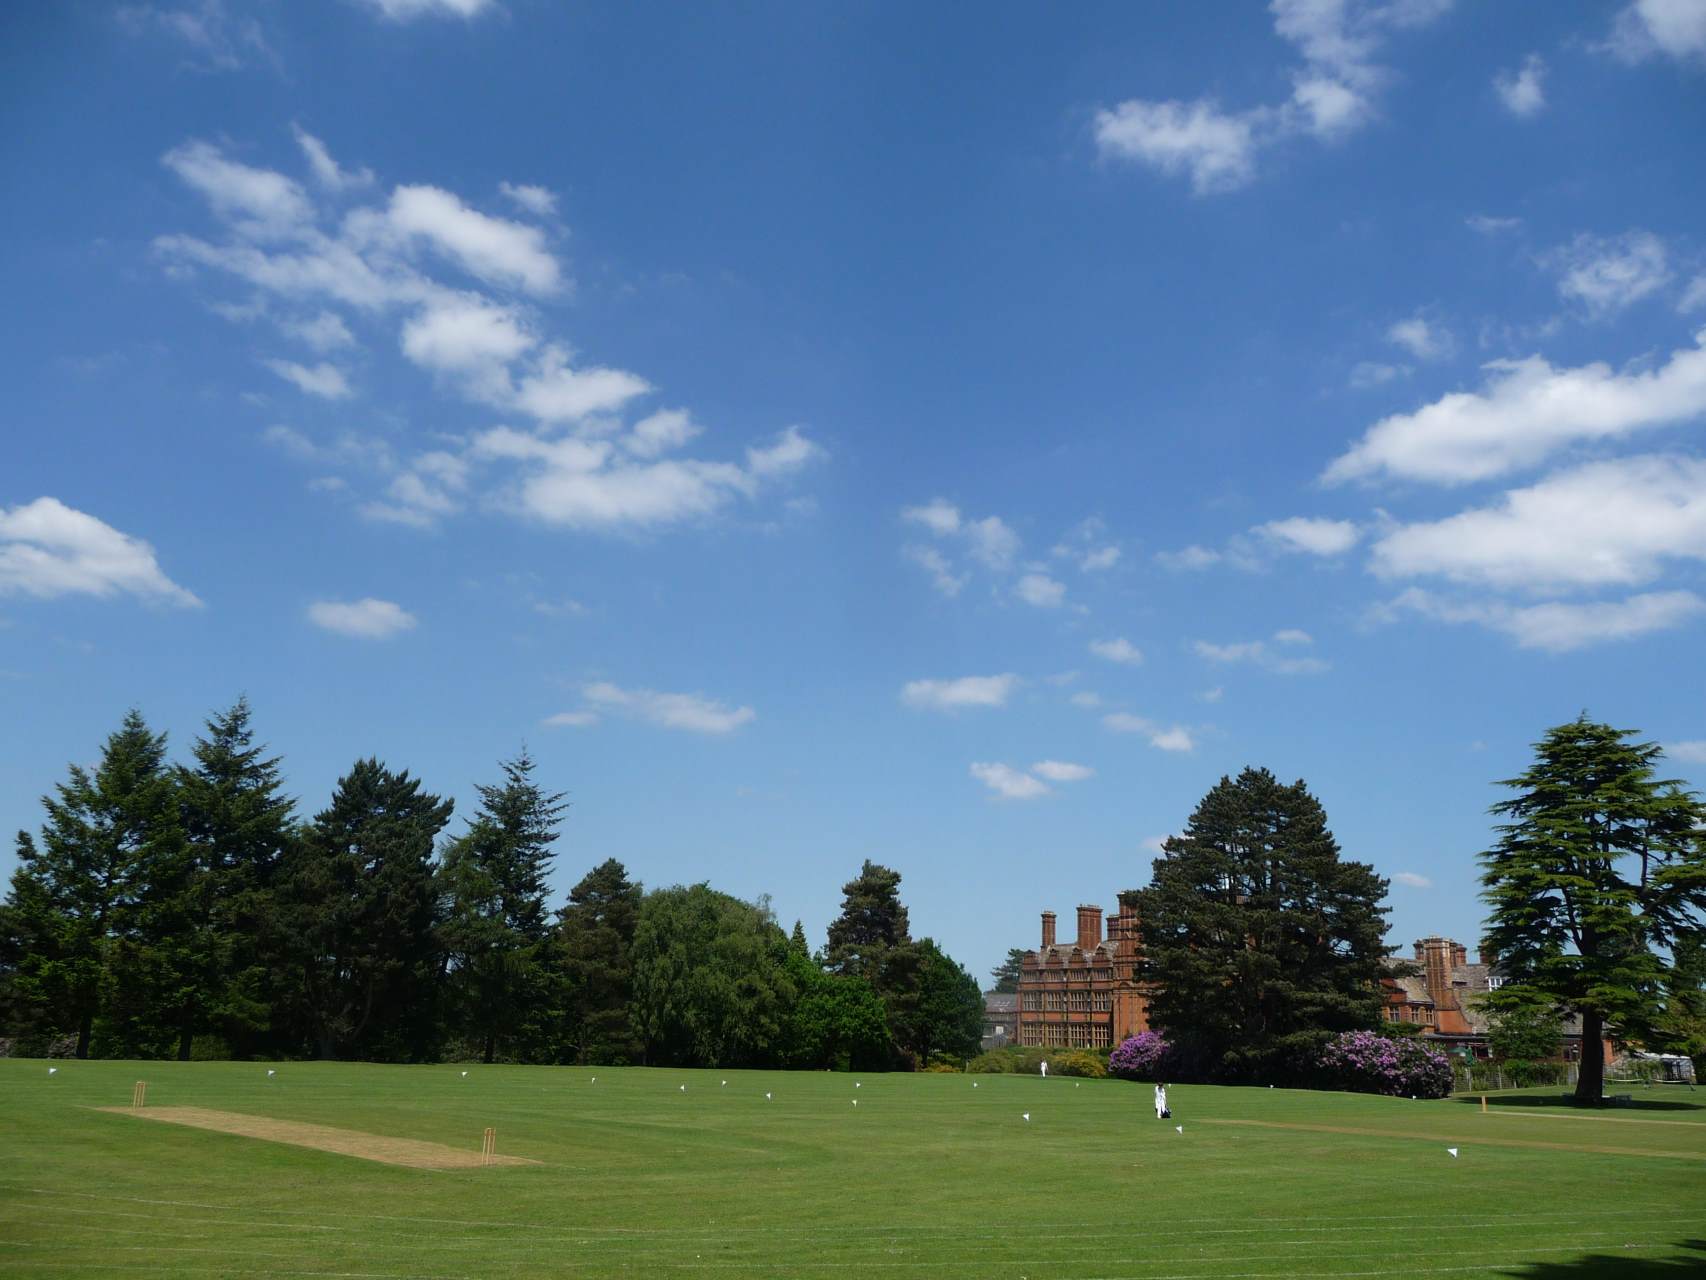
1108, 1031, 1170, 1081
1319, 1029, 1452, 1098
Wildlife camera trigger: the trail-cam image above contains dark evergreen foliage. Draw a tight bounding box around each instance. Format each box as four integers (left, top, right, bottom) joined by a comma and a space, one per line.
278, 759, 453, 1061
550, 858, 643, 1064
824, 860, 910, 979
1132, 766, 1391, 1082
989, 947, 1028, 994
1480, 717, 1706, 1102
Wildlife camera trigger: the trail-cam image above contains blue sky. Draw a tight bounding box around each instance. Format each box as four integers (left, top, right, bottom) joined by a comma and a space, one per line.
3, 0, 1705, 983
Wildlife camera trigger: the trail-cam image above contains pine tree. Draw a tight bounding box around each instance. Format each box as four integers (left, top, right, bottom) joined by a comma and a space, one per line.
1133, 767, 1390, 1082
989, 947, 1029, 994
279, 759, 452, 1061
789, 919, 810, 958
441, 749, 567, 1063
551, 858, 643, 1064
884, 938, 984, 1065
0, 712, 189, 1057
1481, 718, 1706, 1103
825, 861, 911, 980
176, 698, 296, 1059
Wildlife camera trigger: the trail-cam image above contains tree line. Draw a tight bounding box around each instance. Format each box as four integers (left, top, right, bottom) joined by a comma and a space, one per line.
0, 700, 983, 1068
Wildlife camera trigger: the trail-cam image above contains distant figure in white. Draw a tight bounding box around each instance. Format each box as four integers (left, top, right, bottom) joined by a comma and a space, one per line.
1040, 1060, 1048, 1078
1154, 1083, 1168, 1119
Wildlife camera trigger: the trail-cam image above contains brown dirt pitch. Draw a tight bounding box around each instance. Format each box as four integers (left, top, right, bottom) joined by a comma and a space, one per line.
95, 1106, 538, 1170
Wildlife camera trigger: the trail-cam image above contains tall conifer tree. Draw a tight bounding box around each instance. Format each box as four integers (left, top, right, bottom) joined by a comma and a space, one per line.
551, 858, 643, 1064
441, 749, 567, 1063
1134, 767, 1390, 1081
1481, 718, 1706, 1103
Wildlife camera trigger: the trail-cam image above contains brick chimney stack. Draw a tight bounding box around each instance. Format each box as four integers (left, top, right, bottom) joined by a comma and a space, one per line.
1450, 941, 1467, 969
1076, 904, 1102, 951
1041, 911, 1056, 949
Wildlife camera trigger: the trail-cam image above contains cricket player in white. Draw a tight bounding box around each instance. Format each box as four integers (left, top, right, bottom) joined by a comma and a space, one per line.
1154, 1083, 1168, 1118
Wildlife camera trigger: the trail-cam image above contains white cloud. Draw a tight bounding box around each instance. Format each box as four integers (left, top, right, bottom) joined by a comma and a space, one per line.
1467, 214, 1523, 235
1094, 99, 1264, 195
1668, 740, 1706, 763
1494, 54, 1547, 117
1681, 275, 1706, 313
1256, 516, 1361, 556
901, 674, 1018, 711
382, 185, 562, 294
1195, 633, 1329, 675
1350, 360, 1409, 389
1089, 637, 1143, 665
1393, 871, 1433, 888
1200, 686, 1224, 703
583, 681, 754, 734
499, 182, 557, 217
1543, 231, 1671, 318
1032, 760, 1094, 782
905, 545, 966, 597
1387, 315, 1453, 361
1607, 0, 1706, 63
0, 497, 201, 607
624, 409, 702, 460
1155, 544, 1223, 571
308, 597, 416, 638
119, 2, 269, 72
1015, 573, 1066, 608
1324, 330, 1706, 486
291, 125, 372, 191
399, 293, 533, 395
1371, 455, 1706, 590
970, 762, 1051, 800
163, 140, 311, 238
264, 358, 351, 399
542, 710, 598, 728
1095, 0, 1452, 193
1376, 586, 1704, 652
745, 425, 824, 478
1070, 691, 1103, 709
965, 516, 1019, 569
360, 0, 496, 19
361, 450, 469, 527
511, 346, 651, 423
901, 498, 962, 537
1103, 712, 1196, 752
1080, 544, 1120, 571
281, 310, 355, 352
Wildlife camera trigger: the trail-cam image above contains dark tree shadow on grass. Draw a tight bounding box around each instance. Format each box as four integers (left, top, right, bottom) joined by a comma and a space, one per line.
1453, 1093, 1705, 1115
1500, 1239, 1706, 1277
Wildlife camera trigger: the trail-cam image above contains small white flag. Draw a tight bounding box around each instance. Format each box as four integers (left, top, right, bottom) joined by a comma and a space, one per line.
591, 1077, 596, 1083
972, 1082, 978, 1088
765, 1092, 772, 1100
1447, 1147, 1459, 1158
852, 1099, 858, 1107
1022, 1112, 1030, 1121
267, 1069, 276, 1077
855, 1081, 861, 1088
680, 1085, 687, 1092
47, 1068, 57, 1076
721, 1080, 727, 1086
1175, 1125, 1183, 1134
1075, 1083, 1080, 1088
460, 1071, 468, 1078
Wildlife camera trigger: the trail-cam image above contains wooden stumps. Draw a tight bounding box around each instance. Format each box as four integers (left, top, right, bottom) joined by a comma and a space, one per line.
480, 1126, 496, 1165
131, 1081, 147, 1109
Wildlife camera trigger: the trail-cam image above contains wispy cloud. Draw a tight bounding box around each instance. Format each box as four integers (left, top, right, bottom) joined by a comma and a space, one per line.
902, 674, 1018, 711
583, 681, 755, 733
308, 597, 416, 638
0, 498, 201, 608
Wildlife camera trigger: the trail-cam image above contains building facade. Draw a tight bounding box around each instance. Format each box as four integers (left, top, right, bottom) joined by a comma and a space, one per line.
1012, 892, 1152, 1051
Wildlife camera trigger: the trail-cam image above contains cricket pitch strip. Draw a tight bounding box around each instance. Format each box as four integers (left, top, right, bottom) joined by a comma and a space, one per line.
96, 1106, 539, 1170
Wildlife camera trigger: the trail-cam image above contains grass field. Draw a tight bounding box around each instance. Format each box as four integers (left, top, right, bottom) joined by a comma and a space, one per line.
2, 1059, 1703, 1278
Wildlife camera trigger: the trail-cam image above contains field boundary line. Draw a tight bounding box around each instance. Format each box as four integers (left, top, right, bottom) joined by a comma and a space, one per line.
1200, 1117, 1706, 1159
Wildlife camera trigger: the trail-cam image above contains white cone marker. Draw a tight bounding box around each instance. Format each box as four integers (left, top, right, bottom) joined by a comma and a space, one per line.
1447, 1147, 1459, 1158
972, 1082, 978, 1088
267, 1069, 276, 1077
47, 1068, 57, 1076
765, 1092, 772, 1100
1176, 1125, 1183, 1134
680, 1084, 687, 1092
1022, 1112, 1030, 1121
855, 1082, 861, 1088
721, 1080, 727, 1086
461, 1071, 468, 1077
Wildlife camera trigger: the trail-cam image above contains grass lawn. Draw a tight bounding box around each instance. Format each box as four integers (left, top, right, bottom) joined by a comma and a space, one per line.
2, 1059, 1703, 1278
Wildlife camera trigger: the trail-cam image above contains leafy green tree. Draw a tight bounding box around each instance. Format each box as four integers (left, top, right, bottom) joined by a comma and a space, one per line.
1481, 718, 1706, 1103
884, 938, 984, 1065
629, 884, 796, 1067
440, 749, 567, 1063
825, 860, 910, 980
1, 711, 189, 1058
549, 858, 643, 1064
1133, 767, 1391, 1082
279, 759, 452, 1061
780, 949, 890, 1070
789, 919, 810, 958
1486, 1004, 1563, 1063
989, 947, 1029, 994
175, 698, 297, 1059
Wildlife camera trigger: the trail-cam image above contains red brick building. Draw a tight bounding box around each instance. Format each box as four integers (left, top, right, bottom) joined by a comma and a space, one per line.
1013, 893, 1153, 1050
